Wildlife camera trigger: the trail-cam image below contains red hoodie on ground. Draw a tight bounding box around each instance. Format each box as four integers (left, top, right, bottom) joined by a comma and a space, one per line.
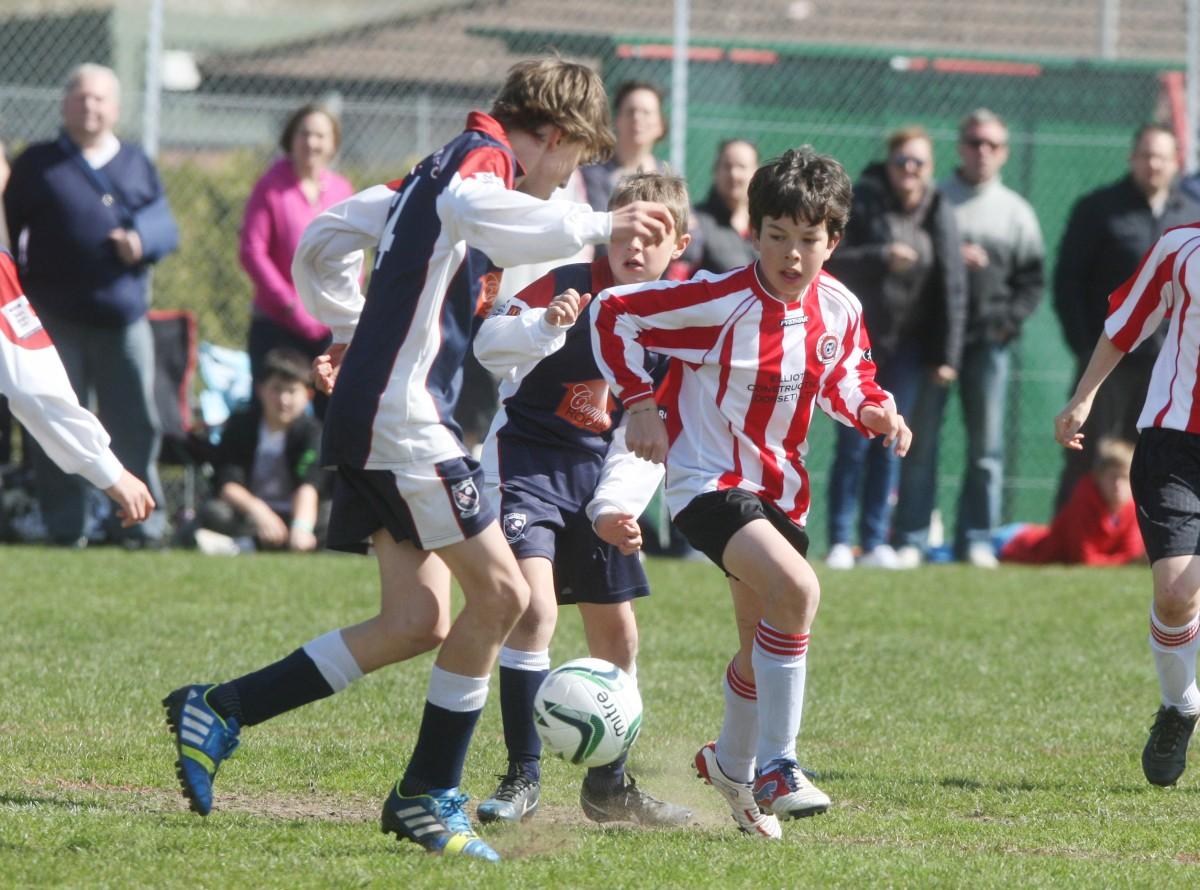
1000, 474, 1144, 565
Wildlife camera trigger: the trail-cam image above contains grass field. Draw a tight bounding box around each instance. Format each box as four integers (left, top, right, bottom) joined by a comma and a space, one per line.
2, 546, 1199, 888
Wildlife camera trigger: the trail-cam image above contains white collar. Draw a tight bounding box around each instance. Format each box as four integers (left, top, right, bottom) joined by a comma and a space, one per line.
81, 133, 121, 169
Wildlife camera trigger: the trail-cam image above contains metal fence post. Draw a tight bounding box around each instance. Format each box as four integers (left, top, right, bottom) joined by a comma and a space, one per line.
142, 0, 163, 159
671, 0, 689, 176
1189, 0, 1200, 172
1099, 0, 1120, 60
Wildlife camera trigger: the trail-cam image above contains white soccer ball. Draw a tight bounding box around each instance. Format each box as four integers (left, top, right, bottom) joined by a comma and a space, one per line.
533, 657, 643, 767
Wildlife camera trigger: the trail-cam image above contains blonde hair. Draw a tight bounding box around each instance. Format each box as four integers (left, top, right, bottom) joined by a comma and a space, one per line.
609, 172, 690, 239
1094, 437, 1135, 475
887, 124, 931, 156
491, 57, 614, 164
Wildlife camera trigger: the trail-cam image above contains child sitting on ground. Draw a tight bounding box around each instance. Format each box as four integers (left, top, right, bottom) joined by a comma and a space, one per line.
1000, 437, 1144, 565
194, 347, 328, 553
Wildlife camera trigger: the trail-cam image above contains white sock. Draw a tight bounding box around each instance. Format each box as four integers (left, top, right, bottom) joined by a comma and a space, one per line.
716, 659, 758, 783
427, 664, 490, 712
498, 646, 550, 671
302, 629, 364, 693
751, 621, 809, 770
1149, 608, 1200, 715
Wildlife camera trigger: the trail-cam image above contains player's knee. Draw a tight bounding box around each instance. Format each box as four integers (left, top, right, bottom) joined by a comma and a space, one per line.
516, 594, 557, 637
1155, 576, 1199, 623
380, 610, 448, 660
488, 573, 531, 627
762, 575, 820, 609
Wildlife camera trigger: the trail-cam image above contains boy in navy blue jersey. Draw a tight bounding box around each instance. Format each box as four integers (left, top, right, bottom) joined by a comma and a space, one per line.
161, 58, 674, 863
471, 173, 692, 826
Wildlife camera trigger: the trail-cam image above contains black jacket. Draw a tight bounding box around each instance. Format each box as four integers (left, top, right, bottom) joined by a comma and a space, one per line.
691, 189, 758, 274
212, 406, 329, 497
825, 163, 967, 370
1053, 175, 1200, 363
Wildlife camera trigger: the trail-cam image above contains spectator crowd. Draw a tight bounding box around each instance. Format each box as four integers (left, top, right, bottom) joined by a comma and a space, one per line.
1, 60, 1180, 567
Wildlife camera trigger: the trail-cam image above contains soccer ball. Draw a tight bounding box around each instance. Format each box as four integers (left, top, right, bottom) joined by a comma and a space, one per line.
533, 658, 643, 767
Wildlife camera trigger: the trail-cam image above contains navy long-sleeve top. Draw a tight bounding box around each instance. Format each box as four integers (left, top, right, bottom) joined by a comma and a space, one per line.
3, 134, 178, 327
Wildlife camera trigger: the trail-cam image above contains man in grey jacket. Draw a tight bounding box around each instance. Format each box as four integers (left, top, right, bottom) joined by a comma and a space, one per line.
893, 109, 1044, 568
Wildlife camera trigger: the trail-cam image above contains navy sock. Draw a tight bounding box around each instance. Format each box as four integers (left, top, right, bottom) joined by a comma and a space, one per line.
499, 665, 546, 781
210, 648, 334, 727
585, 750, 628, 794
399, 700, 483, 795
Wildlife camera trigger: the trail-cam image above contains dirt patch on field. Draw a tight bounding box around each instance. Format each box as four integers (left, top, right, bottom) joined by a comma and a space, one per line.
29, 777, 723, 843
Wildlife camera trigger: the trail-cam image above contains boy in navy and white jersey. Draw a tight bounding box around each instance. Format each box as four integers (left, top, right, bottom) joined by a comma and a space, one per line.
471, 173, 690, 827
1056, 222, 1200, 790
0, 249, 153, 526
161, 58, 675, 863
592, 148, 912, 837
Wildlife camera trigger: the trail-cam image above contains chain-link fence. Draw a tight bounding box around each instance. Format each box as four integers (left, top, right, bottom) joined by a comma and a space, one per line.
1, 0, 1195, 549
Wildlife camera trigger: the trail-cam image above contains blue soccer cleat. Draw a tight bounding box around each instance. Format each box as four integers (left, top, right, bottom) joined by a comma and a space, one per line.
381, 782, 500, 862
162, 684, 240, 816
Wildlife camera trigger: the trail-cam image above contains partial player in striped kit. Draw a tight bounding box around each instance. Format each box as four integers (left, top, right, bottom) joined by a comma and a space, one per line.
592, 148, 912, 837
471, 173, 692, 828
1055, 222, 1200, 788
160, 58, 675, 863
0, 248, 154, 528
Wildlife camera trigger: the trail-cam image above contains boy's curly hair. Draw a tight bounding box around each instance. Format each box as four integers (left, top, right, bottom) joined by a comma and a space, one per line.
748, 146, 852, 238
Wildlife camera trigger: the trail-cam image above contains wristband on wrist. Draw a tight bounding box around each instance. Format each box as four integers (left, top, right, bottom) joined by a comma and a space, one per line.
626, 401, 657, 416
290, 518, 315, 533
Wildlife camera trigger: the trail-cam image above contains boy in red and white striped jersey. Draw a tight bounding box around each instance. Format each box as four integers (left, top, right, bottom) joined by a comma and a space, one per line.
1056, 222, 1200, 788
591, 147, 911, 834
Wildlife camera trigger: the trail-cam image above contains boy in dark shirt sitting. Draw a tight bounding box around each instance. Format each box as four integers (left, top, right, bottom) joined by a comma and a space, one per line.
195, 347, 327, 553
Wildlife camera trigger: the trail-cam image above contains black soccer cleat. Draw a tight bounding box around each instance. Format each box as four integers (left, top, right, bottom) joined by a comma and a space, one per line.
580, 775, 691, 826
1142, 705, 1199, 787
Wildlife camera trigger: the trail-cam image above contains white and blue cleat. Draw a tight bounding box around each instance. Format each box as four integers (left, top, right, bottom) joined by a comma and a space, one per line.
381, 782, 500, 862
163, 684, 240, 816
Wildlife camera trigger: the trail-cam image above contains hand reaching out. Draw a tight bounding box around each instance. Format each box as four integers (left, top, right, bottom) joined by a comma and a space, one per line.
860, 403, 912, 457
104, 470, 155, 526
545, 289, 591, 327
594, 511, 643, 555
313, 343, 347, 395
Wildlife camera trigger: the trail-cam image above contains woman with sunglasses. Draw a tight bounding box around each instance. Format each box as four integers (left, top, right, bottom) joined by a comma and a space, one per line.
823, 125, 966, 570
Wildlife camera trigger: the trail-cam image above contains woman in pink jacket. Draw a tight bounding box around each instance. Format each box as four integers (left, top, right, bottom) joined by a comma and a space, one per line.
240, 104, 354, 386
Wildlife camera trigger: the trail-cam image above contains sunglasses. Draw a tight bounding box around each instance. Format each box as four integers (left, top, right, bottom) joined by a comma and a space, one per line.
961, 137, 1007, 150
890, 155, 927, 169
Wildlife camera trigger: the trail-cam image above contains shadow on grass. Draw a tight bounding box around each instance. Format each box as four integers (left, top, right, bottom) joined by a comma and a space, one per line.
805, 771, 1182, 796
936, 775, 1170, 795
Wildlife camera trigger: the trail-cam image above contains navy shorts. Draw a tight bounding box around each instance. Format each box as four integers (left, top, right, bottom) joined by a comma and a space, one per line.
673, 487, 810, 575
1131, 427, 1200, 562
326, 457, 494, 554
499, 481, 650, 605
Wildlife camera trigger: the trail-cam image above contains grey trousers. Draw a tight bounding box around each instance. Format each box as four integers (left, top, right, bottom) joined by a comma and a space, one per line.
30, 313, 166, 543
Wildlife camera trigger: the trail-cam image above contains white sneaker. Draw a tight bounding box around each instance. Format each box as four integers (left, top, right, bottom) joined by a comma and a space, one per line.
894, 545, 922, 569
826, 543, 855, 570
752, 758, 831, 819
967, 541, 999, 569
694, 742, 782, 839
194, 528, 240, 557
857, 544, 899, 569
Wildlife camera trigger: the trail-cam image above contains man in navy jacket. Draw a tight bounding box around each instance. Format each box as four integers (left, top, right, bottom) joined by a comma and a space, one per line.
4, 63, 178, 546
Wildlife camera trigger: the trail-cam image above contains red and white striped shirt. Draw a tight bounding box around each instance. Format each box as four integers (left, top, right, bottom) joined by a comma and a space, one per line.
591, 263, 893, 524
1105, 223, 1200, 433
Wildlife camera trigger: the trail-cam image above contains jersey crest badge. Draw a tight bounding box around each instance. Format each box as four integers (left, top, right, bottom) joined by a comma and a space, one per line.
476, 270, 503, 317
450, 478, 481, 518
816, 333, 839, 365
502, 512, 528, 542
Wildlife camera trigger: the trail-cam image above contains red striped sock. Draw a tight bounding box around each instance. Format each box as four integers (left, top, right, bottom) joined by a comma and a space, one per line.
754, 621, 809, 661
726, 659, 757, 701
